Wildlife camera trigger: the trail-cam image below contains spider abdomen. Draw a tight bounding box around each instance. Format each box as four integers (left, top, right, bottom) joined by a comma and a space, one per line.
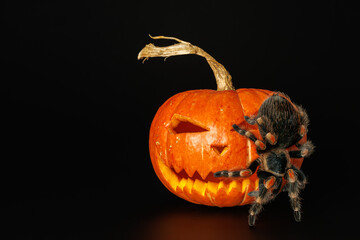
258, 94, 302, 149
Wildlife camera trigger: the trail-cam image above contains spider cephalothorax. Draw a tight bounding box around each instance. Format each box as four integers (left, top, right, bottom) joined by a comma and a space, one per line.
215, 92, 314, 226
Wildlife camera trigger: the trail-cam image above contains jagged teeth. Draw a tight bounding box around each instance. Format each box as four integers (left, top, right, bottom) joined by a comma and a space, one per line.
172, 163, 183, 174
158, 159, 256, 206
184, 166, 196, 178
198, 170, 211, 180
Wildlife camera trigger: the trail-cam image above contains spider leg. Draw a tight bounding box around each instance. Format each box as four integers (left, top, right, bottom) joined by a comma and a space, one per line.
248, 171, 281, 226
290, 166, 307, 188
293, 105, 311, 142
232, 124, 266, 150
245, 116, 277, 146
297, 105, 310, 128
271, 177, 283, 195
289, 141, 315, 158
256, 117, 278, 145
285, 167, 307, 222
244, 115, 267, 127
244, 115, 257, 125
214, 159, 260, 178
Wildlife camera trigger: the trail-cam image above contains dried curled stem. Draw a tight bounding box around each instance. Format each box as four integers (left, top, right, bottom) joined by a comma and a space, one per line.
138, 35, 235, 91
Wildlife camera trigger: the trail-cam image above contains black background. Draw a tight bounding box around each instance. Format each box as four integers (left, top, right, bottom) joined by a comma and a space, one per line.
1, 0, 358, 239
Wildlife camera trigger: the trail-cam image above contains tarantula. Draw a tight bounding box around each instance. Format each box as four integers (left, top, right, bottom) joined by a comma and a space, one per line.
214, 92, 314, 226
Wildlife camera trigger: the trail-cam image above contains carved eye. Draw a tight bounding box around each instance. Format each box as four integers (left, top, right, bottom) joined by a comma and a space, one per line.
170, 114, 209, 134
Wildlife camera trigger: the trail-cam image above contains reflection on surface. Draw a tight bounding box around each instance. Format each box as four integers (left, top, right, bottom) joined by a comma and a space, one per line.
116, 195, 335, 240
132, 204, 263, 240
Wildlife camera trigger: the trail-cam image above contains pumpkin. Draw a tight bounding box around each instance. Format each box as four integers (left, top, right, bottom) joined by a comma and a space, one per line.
138, 36, 305, 207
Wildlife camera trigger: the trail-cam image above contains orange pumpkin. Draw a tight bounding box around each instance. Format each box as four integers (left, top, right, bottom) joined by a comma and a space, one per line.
138, 36, 305, 207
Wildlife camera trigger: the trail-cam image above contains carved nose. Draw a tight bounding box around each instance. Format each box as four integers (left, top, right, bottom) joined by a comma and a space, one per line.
211, 145, 228, 156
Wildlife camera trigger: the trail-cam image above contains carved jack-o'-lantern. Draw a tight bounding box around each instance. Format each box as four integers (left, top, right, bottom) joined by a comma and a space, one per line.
149, 89, 277, 207
138, 36, 306, 208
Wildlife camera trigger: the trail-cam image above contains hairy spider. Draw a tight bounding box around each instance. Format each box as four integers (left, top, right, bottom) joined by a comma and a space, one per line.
214, 92, 314, 226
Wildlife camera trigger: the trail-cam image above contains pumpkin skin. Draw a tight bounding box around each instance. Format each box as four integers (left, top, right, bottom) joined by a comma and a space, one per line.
149, 88, 306, 207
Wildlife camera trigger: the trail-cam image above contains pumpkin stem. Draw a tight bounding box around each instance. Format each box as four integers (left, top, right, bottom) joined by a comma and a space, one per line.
138, 35, 235, 91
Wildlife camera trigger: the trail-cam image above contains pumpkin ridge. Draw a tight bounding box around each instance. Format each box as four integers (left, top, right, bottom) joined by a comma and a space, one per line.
235, 90, 253, 168
235, 90, 246, 124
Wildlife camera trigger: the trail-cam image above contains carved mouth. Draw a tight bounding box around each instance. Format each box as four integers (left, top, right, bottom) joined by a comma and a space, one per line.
175, 168, 227, 184
157, 159, 258, 206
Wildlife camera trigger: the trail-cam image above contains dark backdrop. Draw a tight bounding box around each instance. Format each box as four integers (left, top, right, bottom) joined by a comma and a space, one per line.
1, 1, 358, 239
